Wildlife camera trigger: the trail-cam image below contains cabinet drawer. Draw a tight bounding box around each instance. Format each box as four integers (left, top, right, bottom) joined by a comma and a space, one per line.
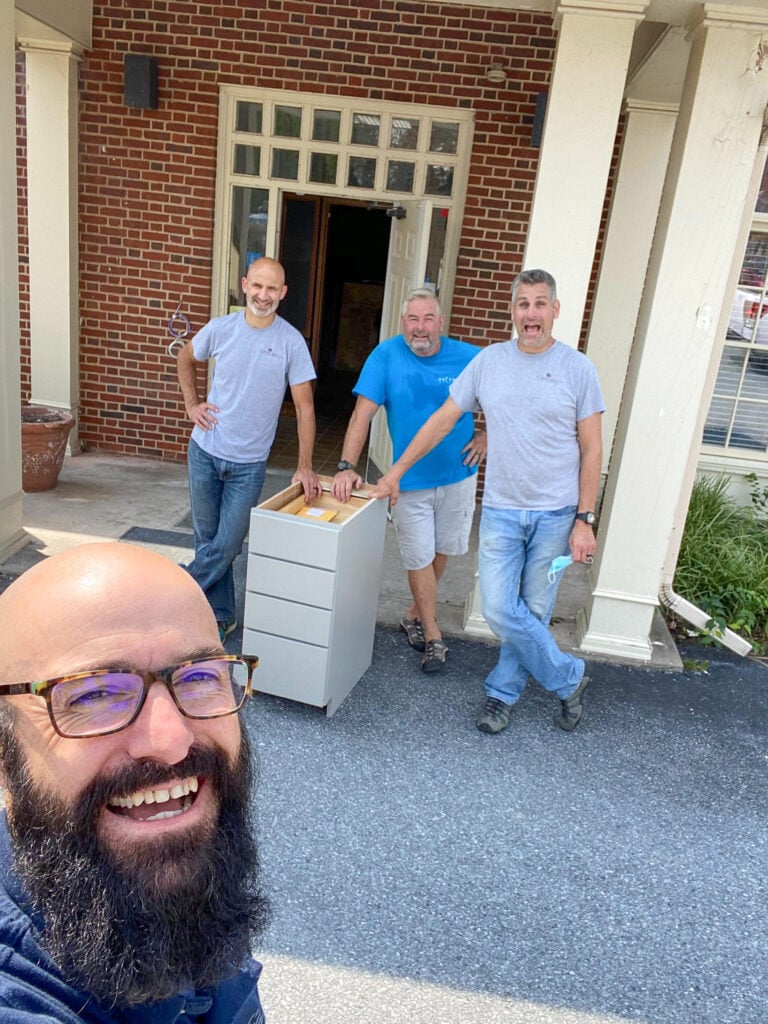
246, 553, 335, 609
249, 512, 339, 570
242, 629, 328, 706
244, 593, 332, 647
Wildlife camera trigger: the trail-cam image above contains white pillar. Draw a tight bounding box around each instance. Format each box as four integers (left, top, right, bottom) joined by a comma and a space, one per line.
524, 0, 648, 347
586, 99, 678, 472
579, 4, 768, 661
0, 0, 25, 561
463, 0, 646, 638
21, 41, 81, 448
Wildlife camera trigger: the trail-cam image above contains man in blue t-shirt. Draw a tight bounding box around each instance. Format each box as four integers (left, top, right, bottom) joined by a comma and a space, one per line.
0, 543, 270, 1021
332, 289, 485, 673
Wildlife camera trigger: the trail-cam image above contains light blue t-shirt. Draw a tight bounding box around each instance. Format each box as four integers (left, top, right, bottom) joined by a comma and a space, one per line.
449, 340, 605, 510
354, 335, 480, 491
191, 311, 316, 463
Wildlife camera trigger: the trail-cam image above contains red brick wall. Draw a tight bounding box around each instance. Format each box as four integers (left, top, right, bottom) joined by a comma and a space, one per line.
37, 1, 557, 458
15, 52, 30, 399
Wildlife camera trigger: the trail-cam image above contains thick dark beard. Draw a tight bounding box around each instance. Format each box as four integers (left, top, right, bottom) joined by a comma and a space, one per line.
2, 733, 271, 1009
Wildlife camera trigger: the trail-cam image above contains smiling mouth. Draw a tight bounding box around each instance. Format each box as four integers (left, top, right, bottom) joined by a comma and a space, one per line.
107, 775, 200, 822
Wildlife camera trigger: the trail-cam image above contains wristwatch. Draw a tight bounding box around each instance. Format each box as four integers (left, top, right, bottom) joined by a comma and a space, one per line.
336, 460, 357, 472
574, 511, 596, 525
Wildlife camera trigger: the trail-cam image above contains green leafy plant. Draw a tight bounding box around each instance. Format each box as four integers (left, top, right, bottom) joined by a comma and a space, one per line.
746, 471, 768, 517
673, 473, 768, 649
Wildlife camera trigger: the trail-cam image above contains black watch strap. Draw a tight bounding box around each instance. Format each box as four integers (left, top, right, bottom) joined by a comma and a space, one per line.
337, 460, 357, 472
574, 511, 596, 525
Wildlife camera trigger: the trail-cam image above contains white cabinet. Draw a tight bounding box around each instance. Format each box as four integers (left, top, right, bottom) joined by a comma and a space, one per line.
243, 478, 387, 715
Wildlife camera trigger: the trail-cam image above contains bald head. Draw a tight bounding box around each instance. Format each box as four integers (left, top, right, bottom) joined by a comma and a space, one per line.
0, 543, 219, 686
245, 256, 285, 286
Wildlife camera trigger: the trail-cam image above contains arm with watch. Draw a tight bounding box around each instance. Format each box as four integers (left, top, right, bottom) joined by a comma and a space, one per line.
570, 412, 603, 564
330, 396, 380, 503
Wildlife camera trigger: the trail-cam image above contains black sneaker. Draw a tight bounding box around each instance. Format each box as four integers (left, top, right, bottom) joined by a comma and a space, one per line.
476, 696, 513, 734
556, 674, 590, 731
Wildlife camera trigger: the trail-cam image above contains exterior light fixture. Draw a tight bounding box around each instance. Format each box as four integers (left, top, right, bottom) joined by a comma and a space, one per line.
485, 63, 507, 84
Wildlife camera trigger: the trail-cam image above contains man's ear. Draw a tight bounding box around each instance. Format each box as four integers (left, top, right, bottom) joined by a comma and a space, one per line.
553, 299, 561, 320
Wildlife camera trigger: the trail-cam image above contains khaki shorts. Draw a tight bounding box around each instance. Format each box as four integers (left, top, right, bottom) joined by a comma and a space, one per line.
391, 475, 478, 571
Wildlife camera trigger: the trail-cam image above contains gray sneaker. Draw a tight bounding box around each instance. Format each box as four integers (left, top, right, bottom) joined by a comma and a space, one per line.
556, 674, 590, 731
400, 617, 426, 652
476, 696, 513, 734
420, 639, 448, 673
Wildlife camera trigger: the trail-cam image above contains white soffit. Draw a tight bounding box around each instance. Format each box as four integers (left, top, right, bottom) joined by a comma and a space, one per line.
626, 24, 689, 104
14, 0, 91, 49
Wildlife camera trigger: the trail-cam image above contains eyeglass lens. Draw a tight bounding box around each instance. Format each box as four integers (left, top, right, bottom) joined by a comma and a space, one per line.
49, 659, 249, 738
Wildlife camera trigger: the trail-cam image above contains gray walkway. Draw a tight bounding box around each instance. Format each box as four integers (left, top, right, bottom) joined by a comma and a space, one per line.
2, 453, 766, 1022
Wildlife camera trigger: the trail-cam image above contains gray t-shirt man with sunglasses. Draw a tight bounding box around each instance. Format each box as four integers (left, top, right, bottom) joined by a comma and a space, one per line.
0, 542, 270, 1021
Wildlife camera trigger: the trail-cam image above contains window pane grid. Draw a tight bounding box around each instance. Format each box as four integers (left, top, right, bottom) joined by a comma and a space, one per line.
704, 220, 768, 459
228, 97, 464, 194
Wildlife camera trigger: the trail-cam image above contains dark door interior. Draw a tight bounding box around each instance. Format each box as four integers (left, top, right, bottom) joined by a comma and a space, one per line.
279, 196, 390, 417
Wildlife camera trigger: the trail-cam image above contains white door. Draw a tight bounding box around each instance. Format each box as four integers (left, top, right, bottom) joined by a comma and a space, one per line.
367, 199, 433, 476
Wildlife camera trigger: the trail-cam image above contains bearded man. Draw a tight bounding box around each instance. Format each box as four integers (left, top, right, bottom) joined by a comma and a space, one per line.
177, 256, 322, 642
331, 289, 485, 674
0, 543, 271, 1021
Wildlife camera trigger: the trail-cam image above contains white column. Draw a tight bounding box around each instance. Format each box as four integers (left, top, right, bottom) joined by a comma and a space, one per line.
579, 4, 768, 661
0, 0, 25, 561
463, 0, 647, 638
524, 0, 648, 348
21, 41, 81, 448
586, 99, 678, 471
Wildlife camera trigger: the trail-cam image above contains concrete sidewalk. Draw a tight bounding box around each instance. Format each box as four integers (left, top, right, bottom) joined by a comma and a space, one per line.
0, 451, 680, 670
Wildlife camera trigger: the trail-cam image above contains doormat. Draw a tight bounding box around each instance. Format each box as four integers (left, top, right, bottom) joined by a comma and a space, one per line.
120, 527, 196, 549
0, 572, 19, 597
174, 469, 296, 531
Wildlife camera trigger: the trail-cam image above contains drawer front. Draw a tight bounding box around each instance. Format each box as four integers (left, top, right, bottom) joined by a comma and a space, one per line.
244, 593, 332, 647
249, 512, 339, 570
247, 553, 335, 609
242, 629, 328, 706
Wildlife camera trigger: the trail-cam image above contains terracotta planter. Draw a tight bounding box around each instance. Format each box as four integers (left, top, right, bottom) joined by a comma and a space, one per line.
21, 406, 76, 492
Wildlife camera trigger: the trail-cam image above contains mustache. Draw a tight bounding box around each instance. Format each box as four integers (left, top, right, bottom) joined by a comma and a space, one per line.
70, 744, 235, 835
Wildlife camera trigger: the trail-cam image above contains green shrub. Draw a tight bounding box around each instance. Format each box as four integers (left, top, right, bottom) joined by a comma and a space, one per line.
673, 474, 768, 646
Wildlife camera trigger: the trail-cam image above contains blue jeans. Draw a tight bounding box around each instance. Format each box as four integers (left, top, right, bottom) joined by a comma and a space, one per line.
479, 505, 585, 705
186, 438, 267, 623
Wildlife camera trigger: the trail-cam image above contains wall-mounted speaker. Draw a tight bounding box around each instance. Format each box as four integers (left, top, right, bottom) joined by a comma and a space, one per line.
124, 55, 158, 110
531, 91, 548, 149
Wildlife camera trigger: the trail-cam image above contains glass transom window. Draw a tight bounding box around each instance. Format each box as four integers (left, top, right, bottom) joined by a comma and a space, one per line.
227, 88, 470, 201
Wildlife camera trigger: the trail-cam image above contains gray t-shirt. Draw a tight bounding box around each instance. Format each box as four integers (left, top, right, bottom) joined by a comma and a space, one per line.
191, 311, 316, 463
449, 340, 605, 510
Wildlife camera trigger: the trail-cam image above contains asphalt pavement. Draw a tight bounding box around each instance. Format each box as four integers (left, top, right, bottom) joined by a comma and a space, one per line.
246, 629, 768, 1024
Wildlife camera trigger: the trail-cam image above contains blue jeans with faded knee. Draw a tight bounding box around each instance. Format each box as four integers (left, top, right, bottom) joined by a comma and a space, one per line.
479, 505, 585, 704
185, 439, 267, 624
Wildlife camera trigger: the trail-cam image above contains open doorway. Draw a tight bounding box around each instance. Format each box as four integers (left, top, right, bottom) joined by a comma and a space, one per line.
278, 196, 391, 420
